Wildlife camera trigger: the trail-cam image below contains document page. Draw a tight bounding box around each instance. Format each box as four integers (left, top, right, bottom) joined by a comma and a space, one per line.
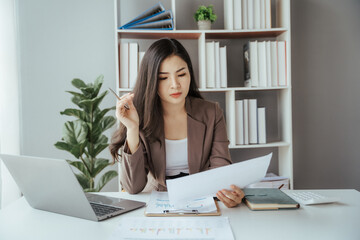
145, 191, 217, 215
109, 217, 234, 240
167, 153, 272, 207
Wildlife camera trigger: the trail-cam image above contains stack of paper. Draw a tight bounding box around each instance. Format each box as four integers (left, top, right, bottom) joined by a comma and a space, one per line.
145, 191, 219, 216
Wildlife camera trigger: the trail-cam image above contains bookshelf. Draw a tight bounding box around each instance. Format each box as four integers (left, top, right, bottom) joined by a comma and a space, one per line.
115, 0, 293, 188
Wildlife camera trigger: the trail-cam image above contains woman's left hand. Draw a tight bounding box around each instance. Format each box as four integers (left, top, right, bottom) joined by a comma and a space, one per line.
216, 185, 244, 208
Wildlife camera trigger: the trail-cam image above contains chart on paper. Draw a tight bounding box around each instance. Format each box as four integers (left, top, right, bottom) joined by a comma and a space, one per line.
109, 217, 234, 240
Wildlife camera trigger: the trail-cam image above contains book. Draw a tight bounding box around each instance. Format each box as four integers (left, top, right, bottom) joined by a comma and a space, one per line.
242, 0, 248, 29
235, 100, 244, 145
254, 0, 261, 29
119, 42, 129, 88
243, 99, 249, 144
265, 0, 272, 29
260, 0, 266, 29
248, 99, 258, 144
243, 188, 300, 210
119, 2, 165, 29
129, 42, 138, 88
206, 41, 215, 88
266, 41, 272, 87
257, 107, 266, 144
257, 41, 267, 87
215, 42, 221, 88
270, 41, 278, 86
220, 46, 228, 88
233, 0, 242, 30
224, 0, 234, 30
145, 191, 220, 216
277, 41, 287, 86
247, 0, 254, 29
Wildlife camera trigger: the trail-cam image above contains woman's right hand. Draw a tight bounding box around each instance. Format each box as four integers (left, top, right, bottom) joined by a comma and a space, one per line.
116, 93, 139, 131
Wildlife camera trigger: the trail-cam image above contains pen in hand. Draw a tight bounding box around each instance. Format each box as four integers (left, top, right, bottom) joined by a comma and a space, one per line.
108, 88, 130, 110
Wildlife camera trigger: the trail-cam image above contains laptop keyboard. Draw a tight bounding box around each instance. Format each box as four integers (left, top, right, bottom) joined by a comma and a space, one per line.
90, 202, 123, 217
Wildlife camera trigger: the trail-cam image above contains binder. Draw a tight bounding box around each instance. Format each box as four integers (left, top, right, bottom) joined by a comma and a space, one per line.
119, 2, 165, 29
123, 10, 172, 29
145, 191, 221, 217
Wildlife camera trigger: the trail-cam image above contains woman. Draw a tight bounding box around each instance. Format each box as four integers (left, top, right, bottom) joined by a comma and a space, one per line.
110, 38, 244, 208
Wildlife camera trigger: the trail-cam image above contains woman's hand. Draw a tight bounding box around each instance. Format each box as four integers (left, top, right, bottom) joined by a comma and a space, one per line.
216, 185, 244, 208
116, 93, 139, 131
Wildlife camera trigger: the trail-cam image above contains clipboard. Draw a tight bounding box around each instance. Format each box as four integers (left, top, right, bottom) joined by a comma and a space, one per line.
144, 191, 221, 217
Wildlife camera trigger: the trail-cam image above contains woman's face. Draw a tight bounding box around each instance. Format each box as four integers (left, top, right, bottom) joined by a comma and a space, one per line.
157, 55, 191, 107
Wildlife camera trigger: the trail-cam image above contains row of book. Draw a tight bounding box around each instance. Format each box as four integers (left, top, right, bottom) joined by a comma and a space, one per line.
205, 41, 228, 88
119, 42, 145, 88
225, 0, 272, 30
119, 2, 173, 30
244, 40, 287, 88
235, 99, 266, 145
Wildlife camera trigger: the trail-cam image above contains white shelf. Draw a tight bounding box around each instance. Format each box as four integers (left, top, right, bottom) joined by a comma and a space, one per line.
115, 0, 293, 188
117, 28, 288, 39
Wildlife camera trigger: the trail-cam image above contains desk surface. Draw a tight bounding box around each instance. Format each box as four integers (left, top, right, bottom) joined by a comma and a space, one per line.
0, 189, 359, 240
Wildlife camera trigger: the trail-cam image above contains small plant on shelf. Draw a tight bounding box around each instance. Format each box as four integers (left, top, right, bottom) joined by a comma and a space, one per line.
194, 4, 217, 30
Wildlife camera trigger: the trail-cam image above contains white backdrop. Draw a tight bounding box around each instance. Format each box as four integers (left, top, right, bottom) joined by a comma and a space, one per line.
0, 0, 21, 208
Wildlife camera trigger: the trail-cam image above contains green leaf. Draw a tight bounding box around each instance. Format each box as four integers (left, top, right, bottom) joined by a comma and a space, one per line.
78, 91, 107, 115
93, 75, 104, 97
94, 107, 115, 124
67, 160, 91, 177
75, 173, 91, 190
100, 116, 116, 132
93, 143, 108, 158
72, 78, 87, 89
63, 120, 88, 145
60, 108, 86, 121
54, 141, 72, 152
95, 170, 118, 192
87, 123, 102, 144
91, 158, 110, 178
79, 86, 95, 98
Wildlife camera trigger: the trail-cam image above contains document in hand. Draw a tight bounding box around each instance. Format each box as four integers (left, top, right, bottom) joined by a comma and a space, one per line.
145, 191, 220, 216
166, 153, 272, 207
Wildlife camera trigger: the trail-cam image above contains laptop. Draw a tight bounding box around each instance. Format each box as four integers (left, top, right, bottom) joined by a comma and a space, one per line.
0, 154, 146, 221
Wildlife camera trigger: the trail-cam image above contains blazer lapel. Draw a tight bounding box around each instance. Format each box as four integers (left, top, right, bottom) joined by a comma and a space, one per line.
187, 112, 206, 174
150, 128, 167, 187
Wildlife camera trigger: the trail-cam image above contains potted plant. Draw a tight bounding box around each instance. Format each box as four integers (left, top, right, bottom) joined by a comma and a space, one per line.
194, 4, 217, 30
54, 75, 118, 192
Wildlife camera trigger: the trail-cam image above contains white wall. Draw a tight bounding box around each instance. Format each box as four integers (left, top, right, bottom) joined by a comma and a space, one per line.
0, 0, 21, 208
17, 0, 118, 191
292, 0, 360, 190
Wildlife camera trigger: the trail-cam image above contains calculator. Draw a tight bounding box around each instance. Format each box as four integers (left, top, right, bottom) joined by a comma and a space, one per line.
286, 191, 339, 205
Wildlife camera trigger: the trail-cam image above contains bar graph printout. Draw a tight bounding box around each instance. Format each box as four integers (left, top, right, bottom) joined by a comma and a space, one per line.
109, 217, 234, 240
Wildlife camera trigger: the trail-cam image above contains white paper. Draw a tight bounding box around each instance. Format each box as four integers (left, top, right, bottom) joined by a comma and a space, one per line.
109, 217, 234, 240
167, 153, 272, 206
145, 191, 217, 214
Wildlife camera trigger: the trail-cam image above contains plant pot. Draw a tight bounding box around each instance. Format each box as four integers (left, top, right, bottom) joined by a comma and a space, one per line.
197, 20, 211, 30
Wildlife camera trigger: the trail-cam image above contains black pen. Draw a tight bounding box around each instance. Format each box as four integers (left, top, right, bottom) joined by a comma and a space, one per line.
108, 88, 130, 110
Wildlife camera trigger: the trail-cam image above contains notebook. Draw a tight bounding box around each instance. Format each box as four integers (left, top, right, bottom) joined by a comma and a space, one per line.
243, 188, 300, 210
0, 154, 146, 221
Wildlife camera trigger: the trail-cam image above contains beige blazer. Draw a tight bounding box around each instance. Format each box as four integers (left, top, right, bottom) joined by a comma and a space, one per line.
120, 97, 232, 194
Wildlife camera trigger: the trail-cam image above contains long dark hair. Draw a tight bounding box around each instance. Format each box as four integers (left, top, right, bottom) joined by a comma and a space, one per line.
110, 38, 202, 161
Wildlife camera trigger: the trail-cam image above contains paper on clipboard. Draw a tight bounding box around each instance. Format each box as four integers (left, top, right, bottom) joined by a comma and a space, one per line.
167, 153, 272, 207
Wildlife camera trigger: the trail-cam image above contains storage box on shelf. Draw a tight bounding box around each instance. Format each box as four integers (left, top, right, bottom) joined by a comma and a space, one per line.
115, 0, 292, 188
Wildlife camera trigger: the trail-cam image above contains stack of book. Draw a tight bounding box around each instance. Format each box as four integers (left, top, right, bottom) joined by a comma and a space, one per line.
224, 0, 272, 30
244, 40, 287, 88
119, 42, 145, 88
235, 99, 266, 145
119, 2, 173, 30
246, 173, 290, 189
205, 41, 228, 88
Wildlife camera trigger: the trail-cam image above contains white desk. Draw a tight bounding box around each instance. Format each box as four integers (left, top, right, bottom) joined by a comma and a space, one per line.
0, 189, 359, 240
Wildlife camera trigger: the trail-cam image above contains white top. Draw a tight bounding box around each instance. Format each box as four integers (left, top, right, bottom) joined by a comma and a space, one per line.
165, 138, 189, 176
